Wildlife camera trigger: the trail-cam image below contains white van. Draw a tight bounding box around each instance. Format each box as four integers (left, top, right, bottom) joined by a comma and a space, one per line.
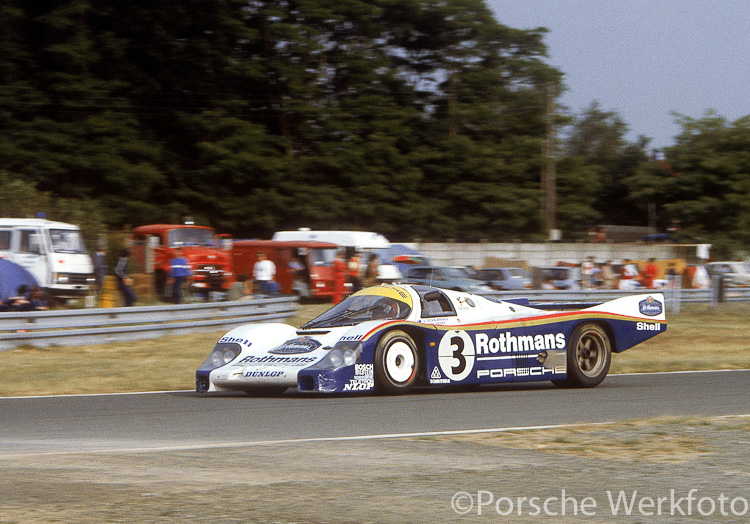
0, 218, 95, 299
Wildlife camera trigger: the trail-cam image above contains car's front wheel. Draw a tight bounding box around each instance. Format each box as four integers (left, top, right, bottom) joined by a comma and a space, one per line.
565, 323, 611, 387
374, 330, 419, 394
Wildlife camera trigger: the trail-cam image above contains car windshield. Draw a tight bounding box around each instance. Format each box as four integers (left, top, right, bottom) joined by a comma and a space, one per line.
477, 269, 504, 280
443, 267, 472, 279
168, 227, 216, 247
544, 268, 570, 280
49, 229, 87, 254
302, 293, 412, 329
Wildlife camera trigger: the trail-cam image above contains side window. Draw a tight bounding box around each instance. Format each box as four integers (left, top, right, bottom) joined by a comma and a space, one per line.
420, 290, 457, 318
0, 230, 11, 251
19, 230, 43, 254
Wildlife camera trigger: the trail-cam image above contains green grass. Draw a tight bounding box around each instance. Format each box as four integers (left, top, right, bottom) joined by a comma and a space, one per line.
1, 303, 748, 397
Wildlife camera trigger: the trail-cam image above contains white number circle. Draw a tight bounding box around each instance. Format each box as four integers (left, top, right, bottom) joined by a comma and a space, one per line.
438, 330, 475, 381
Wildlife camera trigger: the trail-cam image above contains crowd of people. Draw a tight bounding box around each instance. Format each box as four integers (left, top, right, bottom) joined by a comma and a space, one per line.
0, 285, 50, 312
572, 257, 677, 290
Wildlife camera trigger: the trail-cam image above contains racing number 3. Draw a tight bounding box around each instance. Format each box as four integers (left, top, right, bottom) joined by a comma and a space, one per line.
437, 330, 475, 381
449, 336, 467, 375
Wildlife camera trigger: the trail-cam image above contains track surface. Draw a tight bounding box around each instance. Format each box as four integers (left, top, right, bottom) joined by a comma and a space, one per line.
1, 370, 748, 455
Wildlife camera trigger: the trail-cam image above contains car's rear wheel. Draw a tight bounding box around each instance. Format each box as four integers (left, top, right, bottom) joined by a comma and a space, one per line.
374, 330, 419, 394
565, 323, 611, 387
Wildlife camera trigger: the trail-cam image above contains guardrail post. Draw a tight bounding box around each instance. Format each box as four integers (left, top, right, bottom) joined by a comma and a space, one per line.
711, 275, 723, 307
666, 275, 681, 315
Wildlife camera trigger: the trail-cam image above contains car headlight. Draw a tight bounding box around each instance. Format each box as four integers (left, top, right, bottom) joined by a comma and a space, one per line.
198, 342, 241, 371
308, 341, 362, 370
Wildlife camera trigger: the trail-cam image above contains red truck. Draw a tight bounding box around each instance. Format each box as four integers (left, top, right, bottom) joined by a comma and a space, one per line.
131, 224, 234, 297
232, 240, 350, 300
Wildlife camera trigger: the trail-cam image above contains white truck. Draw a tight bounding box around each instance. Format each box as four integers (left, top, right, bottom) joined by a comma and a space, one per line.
0, 218, 95, 299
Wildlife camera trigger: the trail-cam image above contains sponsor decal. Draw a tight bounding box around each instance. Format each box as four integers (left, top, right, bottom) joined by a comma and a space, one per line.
344, 363, 375, 391
475, 332, 566, 354
244, 370, 284, 378
430, 366, 450, 384
477, 366, 566, 378
343, 380, 374, 391
238, 355, 316, 366
637, 322, 661, 331
269, 337, 322, 354
355, 363, 374, 377
639, 296, 663, 317
438, 330, 476, 381
218, 336, 252, 346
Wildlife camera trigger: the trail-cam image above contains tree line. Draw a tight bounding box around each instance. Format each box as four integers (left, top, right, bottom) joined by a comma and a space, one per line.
1, 1, 748, 256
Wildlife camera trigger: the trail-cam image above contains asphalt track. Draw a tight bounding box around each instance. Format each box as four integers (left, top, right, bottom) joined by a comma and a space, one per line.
1, 370, 748, 455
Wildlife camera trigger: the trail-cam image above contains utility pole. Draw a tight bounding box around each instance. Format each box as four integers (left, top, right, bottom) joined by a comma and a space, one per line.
541, 83, 558, 240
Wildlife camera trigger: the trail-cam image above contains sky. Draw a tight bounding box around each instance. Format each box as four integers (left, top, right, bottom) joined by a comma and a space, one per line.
486, 0, 750, 150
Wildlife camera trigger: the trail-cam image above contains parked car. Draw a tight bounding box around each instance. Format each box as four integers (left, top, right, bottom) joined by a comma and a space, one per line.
401, 266, 492, 293
535, 266, 581, 290
473, 267, 532, 290
704, 261, 750, 286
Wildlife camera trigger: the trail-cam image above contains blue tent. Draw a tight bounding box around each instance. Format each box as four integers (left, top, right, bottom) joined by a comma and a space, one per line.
0, 259, 39, 302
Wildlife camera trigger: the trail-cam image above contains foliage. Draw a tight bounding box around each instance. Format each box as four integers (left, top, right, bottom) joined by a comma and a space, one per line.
0, 2, 748, 252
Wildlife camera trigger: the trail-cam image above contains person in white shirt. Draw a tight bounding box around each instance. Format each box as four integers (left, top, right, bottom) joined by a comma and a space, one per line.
253, 252, 277, 295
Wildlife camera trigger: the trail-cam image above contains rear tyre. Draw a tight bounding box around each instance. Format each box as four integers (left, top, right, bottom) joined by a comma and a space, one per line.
374, 330, 419, 394
565, 323, 611, 387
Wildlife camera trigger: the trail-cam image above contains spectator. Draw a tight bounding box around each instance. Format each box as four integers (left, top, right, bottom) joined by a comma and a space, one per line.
27, 286, 49, 310
253, 251, 277, 295
227, 274, 253, 301
7, 285, 33, 311
641, 258, 659, 289
599, 261, 616, 289
362, 253, 380, 288
92, 247, 108, 290
581, 256, 595, 289
666, 262, 679, 289
618, 259, 640, 290
170, 247, 192, 304
332, 249, 348, 304
348, 252, 362, 293
115, 249, 137, 306
289, 256, 309, 298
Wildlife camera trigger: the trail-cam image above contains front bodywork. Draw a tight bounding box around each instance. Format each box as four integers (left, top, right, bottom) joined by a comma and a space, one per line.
196, 285, 666, 394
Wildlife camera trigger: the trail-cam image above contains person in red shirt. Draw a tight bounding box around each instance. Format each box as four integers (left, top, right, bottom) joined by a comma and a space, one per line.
332, 250, 348, 304
641, 258, 659, 289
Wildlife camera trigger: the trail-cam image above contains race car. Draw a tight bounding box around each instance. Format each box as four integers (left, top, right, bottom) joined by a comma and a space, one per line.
195, 284, 667, 395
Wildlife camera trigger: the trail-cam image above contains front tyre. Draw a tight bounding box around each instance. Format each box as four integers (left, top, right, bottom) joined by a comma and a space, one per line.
374, 330, 419, 394
565, 323, 611, 387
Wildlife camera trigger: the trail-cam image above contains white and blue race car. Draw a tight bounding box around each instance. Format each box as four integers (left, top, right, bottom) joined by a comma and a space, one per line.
195, 284, 666, 395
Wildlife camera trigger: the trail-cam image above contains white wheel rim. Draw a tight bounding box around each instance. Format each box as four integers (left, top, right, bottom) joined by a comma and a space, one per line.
385, 341, 415, 383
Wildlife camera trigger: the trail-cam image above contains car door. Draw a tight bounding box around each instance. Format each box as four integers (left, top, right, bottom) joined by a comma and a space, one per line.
14, 228, 49, 288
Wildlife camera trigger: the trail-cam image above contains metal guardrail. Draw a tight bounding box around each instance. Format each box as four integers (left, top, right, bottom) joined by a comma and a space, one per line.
481, 288, 710, 303
0, 296, 299, 351
481, 284, 750, 313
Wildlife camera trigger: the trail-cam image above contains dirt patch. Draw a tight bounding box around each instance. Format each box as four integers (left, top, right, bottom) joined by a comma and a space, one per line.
1, 417, 748, 523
